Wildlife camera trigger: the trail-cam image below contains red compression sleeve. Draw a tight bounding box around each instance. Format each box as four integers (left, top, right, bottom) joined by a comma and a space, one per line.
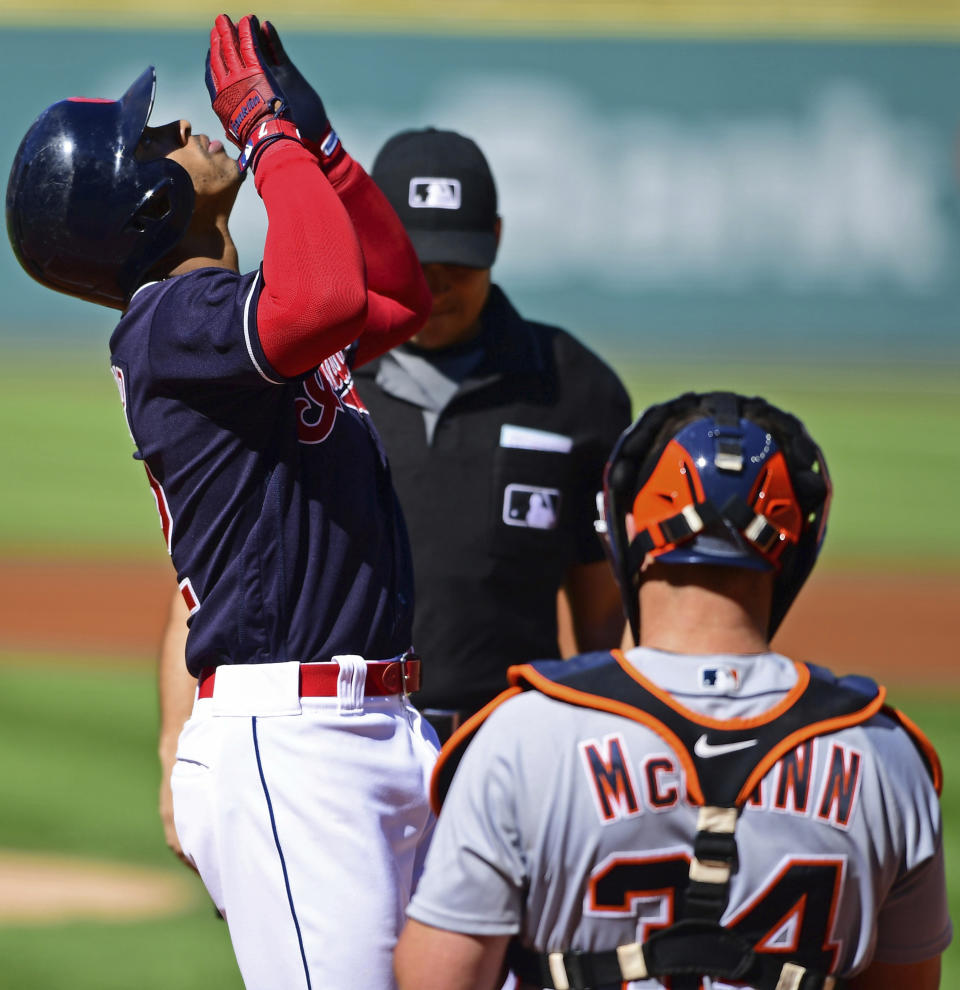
321, 151, 431, 367
253, 140, 368, 378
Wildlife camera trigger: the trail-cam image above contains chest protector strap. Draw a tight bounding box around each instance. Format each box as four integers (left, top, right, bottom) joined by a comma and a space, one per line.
502, 650, 889, 990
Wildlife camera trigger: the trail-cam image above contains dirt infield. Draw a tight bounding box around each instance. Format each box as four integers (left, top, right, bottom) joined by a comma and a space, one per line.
0, 557, 956, 684
0, 559, 187, 923
0, 849, 196, 923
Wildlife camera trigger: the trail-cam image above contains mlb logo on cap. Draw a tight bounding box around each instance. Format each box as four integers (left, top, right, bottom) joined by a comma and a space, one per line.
371, 127, 499, 268
409, 178, 462, 210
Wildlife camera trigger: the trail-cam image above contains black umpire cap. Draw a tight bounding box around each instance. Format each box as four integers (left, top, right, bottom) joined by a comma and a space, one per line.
371, 128, 499, 268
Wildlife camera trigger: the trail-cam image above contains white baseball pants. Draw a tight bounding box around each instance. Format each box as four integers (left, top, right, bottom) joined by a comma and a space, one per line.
171, 659, 439, 990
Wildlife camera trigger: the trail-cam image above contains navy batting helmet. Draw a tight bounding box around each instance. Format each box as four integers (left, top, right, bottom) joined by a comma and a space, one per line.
6, 67, 194, 309
600, 391, 831, 640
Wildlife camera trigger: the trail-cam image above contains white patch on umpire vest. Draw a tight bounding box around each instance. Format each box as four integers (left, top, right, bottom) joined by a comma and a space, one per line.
503, 484, 560, 530
699, 665, 741, 692
499, 424, 573, 453
408, 177, 461, 209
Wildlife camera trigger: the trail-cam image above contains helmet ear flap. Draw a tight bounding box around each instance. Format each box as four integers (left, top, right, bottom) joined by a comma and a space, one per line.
790, 470, 828, 516
735, 396, 832, 635
116, 166, 194, 296
607, 454, 641, 502
126, 183, 176, 233
603, 391, 705, 642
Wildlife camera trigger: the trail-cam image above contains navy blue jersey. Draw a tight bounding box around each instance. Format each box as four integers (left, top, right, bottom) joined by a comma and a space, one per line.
110, 266, 414, 676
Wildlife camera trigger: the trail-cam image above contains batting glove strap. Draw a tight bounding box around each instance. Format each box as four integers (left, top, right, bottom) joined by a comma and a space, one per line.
239, 115, 303, 173
317, 128, 341, 158
217, 83, 281, 145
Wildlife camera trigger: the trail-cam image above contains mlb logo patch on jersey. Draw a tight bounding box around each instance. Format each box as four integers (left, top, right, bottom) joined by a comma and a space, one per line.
699, 664, 741, 692
408, 177, 462, 210
502, 484, 560, 530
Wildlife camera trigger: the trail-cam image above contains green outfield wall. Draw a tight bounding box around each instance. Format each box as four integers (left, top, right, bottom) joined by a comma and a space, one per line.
1, 21, 958, 360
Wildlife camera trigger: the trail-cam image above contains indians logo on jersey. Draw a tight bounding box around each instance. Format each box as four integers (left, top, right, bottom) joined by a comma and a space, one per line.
295, 351, 367, 444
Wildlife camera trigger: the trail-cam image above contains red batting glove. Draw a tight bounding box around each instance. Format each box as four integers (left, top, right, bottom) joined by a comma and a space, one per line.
258, 20, 341, 162
205, 13, 285, 149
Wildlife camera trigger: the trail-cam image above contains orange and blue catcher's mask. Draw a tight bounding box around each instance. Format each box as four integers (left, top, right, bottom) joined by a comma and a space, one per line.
599, 391, 832, 642
629, 419, 805, 571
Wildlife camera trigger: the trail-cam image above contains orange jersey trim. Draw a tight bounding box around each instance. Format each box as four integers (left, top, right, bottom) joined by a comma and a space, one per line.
883, 704, 943, 796
510, 658, 709, 805
736, 688, 886, 804
429, 686, 523, 814
508, 656, 886, 809
611, 648, 813, 731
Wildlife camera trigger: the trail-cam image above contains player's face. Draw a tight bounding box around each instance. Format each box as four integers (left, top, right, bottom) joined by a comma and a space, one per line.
413, 263, 491, 350
136, 119, 242, 202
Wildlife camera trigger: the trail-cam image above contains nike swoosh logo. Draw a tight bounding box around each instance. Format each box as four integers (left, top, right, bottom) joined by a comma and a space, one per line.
693, 734, 758, 759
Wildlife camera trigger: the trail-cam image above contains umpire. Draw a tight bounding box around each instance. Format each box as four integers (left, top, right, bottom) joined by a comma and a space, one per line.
356, 128, 632, 735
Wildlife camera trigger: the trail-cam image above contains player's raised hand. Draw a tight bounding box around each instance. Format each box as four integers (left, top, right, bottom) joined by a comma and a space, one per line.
258, 20, 340, 159
257, 21, 327, 141
205, 13, 286, 149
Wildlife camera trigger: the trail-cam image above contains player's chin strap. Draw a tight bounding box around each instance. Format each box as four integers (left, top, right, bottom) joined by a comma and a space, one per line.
508, 804, 842, 990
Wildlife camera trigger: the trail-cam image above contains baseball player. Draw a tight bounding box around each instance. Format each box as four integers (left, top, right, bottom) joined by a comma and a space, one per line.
8, 15, 437, 989
394, 391, 950, 990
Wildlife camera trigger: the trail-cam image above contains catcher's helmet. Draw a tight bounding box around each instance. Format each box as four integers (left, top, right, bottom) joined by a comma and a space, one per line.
600, 391, 831, 640
6, 67, 194, 309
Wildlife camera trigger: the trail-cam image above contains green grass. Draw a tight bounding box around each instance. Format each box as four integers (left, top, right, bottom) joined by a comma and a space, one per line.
1, 348, 957, 564
0, 656, 243, 989
0, 657, 956, 987
0, 659, 165, 861
1, 916, 244, 990
0, 348, 161, 556
886, 686, 960, 982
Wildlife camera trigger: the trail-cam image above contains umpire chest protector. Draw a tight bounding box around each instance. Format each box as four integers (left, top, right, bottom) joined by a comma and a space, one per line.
432, 650, 939, 990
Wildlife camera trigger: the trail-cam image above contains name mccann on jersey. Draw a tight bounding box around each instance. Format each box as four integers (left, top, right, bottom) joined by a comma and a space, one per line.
580, 733, 863, 830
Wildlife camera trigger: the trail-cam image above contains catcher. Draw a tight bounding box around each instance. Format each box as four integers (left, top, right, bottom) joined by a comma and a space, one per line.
395, 391, 950, 990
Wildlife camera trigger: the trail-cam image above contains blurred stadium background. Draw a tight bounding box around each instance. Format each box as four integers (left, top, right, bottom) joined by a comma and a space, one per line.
0, 3, 958, 987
